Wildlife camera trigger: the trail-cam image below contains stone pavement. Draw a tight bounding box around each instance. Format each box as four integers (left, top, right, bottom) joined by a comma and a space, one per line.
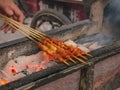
0, 30, 25, 44
0, 17, 32, 44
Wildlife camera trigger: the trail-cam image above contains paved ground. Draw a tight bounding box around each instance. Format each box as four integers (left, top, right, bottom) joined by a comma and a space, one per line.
0, 31, 25, 44
0, 17, 32, 44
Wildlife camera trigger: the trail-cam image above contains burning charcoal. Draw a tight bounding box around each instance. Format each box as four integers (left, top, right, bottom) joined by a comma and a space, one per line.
14, 60, 18, 63
13, 52, 42, 66
3, 60, 22, 75
82, 42, 95, 48
9, 72, 26, 82
7, 50, 16, 59
75, 33, 116, 51
21, 70, 29, 75
88, 42, 102, 51
1, 39, 90, 84
65, 39, 90, 52
11, 52, 44, 71
0, 51, 51, 84
0, 70, 8, 78
26, 63, 45, 74
0, 70, 14, 84
0, 79, 7, 86
40, 52, 53, 64
65, 39, 77, 47
42, 61, 57, 68
14, 69, 29, 76
77, 44, 90, 52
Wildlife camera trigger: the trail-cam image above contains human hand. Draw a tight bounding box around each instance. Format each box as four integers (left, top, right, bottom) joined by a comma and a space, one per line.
0, 0, 25, 33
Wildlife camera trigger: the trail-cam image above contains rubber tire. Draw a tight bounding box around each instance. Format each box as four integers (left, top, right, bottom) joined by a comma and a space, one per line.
30, 9, 72, 29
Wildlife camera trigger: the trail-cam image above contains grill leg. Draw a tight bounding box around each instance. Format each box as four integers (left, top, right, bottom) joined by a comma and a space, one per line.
79, 65, 94, 90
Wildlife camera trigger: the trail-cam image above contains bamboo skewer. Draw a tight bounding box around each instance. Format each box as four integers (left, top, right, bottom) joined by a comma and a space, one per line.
6, 22, 38, 43
7, 19, 86, 64
78, 55, 88, 60
7, 22, 75, 65
8, 20, 85, 63
6, 21, 43, 43
0, 13, 92, 65
62, 61, 70, 66
7, 19, 46, 42
0, 14, 46, 42
0, 13, 46, 37
69, 58, 76, 63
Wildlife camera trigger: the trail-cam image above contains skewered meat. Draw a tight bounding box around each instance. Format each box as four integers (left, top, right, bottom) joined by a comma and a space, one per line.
37, 37, 92, 65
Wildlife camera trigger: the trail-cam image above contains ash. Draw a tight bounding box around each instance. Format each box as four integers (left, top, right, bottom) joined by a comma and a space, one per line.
75, 33, 116, 51
0, 51, 57, 85
0, 34, 116, 85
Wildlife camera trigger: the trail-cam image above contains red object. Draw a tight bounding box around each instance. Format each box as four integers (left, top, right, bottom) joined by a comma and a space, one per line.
26, 0, 40, 13
52, 0, 83, 4
25, 0, 87, 21
72, 4, 87, 21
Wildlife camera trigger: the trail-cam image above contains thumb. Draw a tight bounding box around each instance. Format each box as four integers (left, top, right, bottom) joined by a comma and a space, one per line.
4, 8, 14, 16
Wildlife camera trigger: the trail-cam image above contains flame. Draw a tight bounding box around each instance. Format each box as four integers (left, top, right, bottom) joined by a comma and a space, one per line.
41, 52, 53, 64
0, 79, 7, 85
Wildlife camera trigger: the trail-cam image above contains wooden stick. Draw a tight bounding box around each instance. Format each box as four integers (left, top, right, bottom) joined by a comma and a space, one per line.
78, 55, 88, 60
10, 19, 46, 37
0, 13, 47, 37
0, 13, 91, 65
73, 56, 87, 64
6, 20, 43, 41
62, 60, 70, 66
69, 58, 76, 63
84, 53, 93, 57
6, 22, 38, 43
7, 19, 47, 42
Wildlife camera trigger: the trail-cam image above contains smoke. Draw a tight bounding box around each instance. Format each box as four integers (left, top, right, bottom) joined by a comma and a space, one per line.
104, 0, 120, 39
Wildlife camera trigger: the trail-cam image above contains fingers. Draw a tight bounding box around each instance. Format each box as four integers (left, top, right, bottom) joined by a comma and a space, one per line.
0, 1, 25, 23
3, 7, 14, 17
3, 25, 12, 33
11, 29, 16, 33
10, 4, 25, 23
0, 23, 15, 33
0, 23, 8, 31
0, 0, 24, 33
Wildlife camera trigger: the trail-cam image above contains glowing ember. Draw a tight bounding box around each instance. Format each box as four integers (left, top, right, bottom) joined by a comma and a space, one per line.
11, 65, 17, 74
0, 79, 7, 85
0, 39, 90, 86
34, 64, 45, 72
0, 51, 57, 86
41, 52, 53, 64
11, 69, 17, 74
